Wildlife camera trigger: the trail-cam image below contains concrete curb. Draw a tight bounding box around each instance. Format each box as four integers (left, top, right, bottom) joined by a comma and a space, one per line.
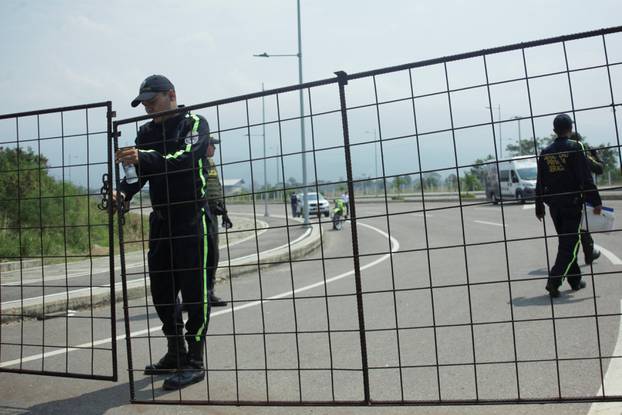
1, 218, 324, 323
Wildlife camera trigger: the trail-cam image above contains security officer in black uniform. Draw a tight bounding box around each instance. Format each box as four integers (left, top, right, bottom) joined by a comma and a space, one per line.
114, 74, 212, 390
205, 137, 232, 307
572, 132, 603, 265
535, 113, 602, 298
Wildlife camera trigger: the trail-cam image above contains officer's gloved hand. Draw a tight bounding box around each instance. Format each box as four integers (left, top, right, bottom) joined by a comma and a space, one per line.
214, 201, 227, 216
222, 213, 233, 229
112, 191, 130, 215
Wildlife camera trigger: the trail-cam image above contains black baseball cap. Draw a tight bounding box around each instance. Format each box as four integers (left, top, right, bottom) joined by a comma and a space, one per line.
131, 75, 175, 107
553, 113, 573, 133
208, 136, 221, 144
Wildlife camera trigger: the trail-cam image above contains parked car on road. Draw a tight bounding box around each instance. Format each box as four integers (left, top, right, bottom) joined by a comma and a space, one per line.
295, 192, 330, 217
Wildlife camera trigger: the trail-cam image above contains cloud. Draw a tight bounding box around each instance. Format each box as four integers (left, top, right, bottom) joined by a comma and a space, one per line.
64, 14, 116, 38
174, 31, 217, 48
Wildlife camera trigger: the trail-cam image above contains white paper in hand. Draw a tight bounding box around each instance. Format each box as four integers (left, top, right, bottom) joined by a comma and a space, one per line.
581, 204, 615, 233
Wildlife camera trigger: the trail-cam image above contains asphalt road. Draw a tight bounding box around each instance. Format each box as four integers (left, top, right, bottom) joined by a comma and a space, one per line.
0, 211, 307, 305
1, 201, 622, 414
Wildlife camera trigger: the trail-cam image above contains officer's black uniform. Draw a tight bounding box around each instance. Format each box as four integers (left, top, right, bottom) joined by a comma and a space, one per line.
290, 193, 298, 217
118, 109, 212, 388
535, 116, 602, 297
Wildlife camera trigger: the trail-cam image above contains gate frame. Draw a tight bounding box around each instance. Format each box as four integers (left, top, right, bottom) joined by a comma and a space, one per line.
117, 24, 622, 405
0, 101, 118, 382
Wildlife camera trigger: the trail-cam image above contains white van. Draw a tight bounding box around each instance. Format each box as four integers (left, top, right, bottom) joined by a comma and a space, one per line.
485, 156, 538, 204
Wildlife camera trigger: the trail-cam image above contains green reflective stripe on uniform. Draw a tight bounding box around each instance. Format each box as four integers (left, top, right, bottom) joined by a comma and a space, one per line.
195, 207, 210, 341
164, 143, 192, 159
562, 221, 582, 278
191, 114, 200, 133
199, 159, 206, 196
163, 114, 201, 160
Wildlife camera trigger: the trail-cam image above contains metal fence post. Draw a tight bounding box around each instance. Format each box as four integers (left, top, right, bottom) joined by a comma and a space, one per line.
335, 70, 370, 403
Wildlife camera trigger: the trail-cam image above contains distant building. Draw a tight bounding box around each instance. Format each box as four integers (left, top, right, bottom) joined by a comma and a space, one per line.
223, 178, 245, 195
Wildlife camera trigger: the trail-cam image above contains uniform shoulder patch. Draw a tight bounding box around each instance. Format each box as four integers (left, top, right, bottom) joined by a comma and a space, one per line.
184, 134, 199, 145
184, 122, 199, 145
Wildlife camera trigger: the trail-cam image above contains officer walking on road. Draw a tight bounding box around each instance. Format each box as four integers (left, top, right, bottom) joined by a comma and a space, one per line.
114, 74, 212, 390
535, 113, 602, 298
290, 192, 298, 217
572, 132, 603, 265
205, 138, 232, 307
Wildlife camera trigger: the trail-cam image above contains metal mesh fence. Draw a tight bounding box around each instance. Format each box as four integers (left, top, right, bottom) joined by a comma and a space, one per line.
1, 26, 621, 405
0, 102, 117, 380
114, 26, 622, 405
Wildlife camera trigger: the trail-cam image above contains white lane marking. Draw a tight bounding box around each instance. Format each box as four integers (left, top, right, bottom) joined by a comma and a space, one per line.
412, 213, 434, 218
588, 300, 622, 415
229, 227, 311, 263
1, 216, 270, 287
474, 220, 507, 228
594, 244, 622, 265
523, 204, 535, 210
1, 221, 307, 308
0, 221, 399, 368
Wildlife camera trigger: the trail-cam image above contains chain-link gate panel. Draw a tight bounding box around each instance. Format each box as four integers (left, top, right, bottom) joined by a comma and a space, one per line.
0, 102, 117, 381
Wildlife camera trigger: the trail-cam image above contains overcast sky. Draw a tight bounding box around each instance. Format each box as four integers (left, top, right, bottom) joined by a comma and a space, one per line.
1, 0, 620, 115
1, 0, 621, 187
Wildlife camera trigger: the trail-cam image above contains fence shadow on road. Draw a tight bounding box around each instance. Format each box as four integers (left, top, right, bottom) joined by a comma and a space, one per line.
26, 378, 152, 415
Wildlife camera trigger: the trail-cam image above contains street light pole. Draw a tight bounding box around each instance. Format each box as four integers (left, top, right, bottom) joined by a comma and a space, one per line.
262, 83, 268, 217
296, 0, 309, 226
486, 105, 502, 159
512, 116, 521, 155
253, 0, 308, 225
364, 129, 378, 195
243, 84, 269, 217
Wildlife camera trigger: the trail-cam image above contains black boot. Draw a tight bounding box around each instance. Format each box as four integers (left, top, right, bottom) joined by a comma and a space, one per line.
163, 339, 205, 390
209, 292, 228, 307
586, 249, 601, 265
545, 280, 561, 298
144, 335, 187, 375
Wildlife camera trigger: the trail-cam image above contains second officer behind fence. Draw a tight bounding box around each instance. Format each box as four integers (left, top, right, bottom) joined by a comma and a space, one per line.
535, 113, 602, 298
114, 74, 212, 390
205, 137, 232, 307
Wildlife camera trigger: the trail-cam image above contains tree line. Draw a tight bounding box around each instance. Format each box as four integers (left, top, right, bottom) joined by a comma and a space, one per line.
0, 146, 111, 260
388, 134, 620, 193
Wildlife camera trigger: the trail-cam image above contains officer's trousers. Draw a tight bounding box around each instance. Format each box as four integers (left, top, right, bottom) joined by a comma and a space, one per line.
148, 208, 211, 341
206, 214, 219, 291
580, 229, 595, 261
547, 205, 583, 289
